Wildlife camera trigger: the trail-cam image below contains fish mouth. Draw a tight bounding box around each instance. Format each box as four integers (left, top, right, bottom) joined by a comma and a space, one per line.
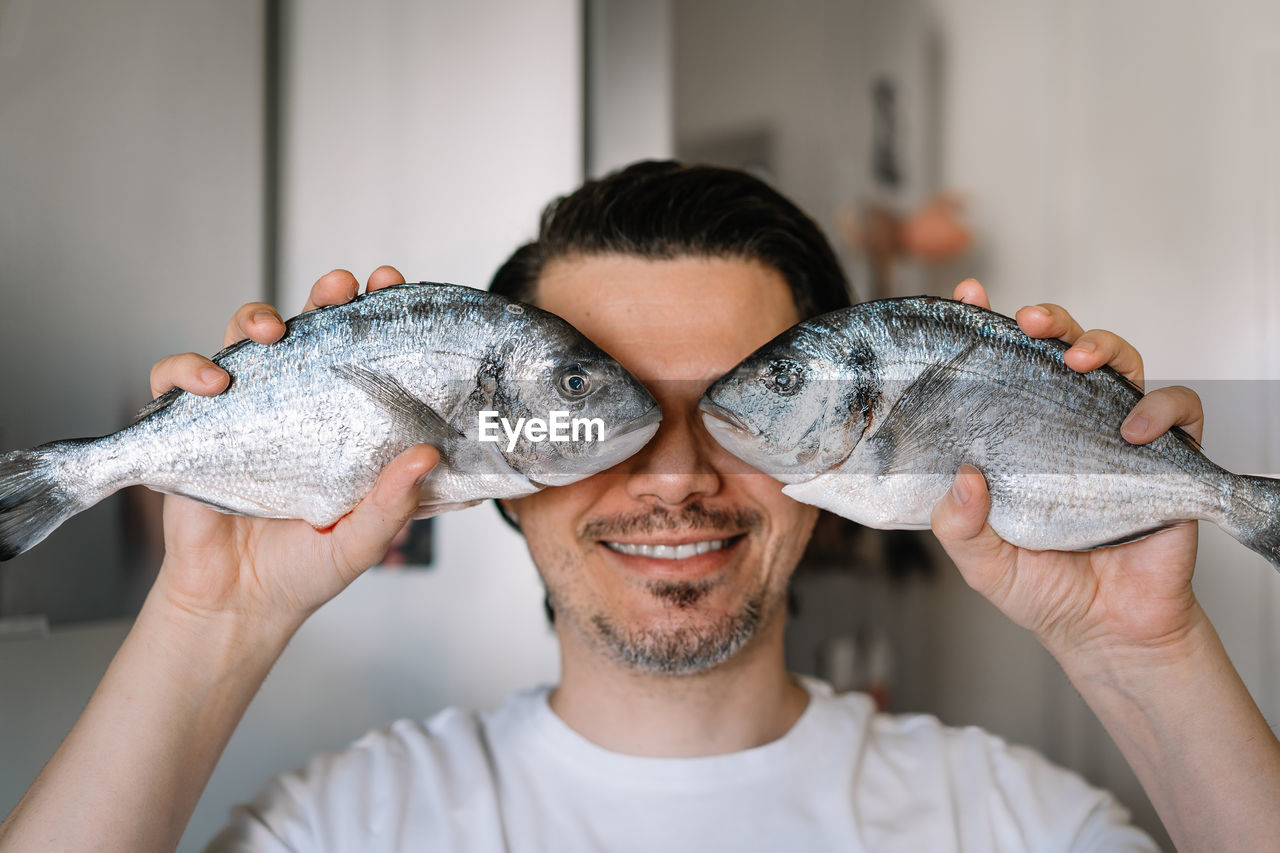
605, 404, 663, 441
528, 405, 662, 487
699, 400, 805, 483
697, 398, 758, 436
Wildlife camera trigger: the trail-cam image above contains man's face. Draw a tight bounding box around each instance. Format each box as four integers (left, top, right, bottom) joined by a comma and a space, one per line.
504, 254, 819, 675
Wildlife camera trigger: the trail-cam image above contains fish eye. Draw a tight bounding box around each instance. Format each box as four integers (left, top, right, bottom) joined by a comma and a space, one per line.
765, 361, 804, 396
557, 366, 591, 397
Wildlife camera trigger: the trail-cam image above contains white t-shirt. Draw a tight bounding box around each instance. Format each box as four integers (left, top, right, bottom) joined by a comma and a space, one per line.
205, 678, 1158, 852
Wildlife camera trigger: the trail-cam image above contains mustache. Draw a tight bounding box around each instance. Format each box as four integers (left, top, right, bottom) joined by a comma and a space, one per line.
581, 500, 764, 539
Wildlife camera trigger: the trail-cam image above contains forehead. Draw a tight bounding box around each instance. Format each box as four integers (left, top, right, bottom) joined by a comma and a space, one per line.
533, 254, 801, 382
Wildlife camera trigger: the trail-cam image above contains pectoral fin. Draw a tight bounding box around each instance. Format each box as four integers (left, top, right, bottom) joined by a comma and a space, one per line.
868, 346, 1002, 477
331, 364, 464, 447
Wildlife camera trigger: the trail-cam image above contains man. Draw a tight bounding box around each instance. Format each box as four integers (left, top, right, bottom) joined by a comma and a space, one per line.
2, 162, 1277, 851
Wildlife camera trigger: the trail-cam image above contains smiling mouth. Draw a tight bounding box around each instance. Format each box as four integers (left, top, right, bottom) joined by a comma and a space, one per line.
603, 536, 741, 560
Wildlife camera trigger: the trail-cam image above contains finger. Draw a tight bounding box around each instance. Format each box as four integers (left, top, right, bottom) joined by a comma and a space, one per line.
301, 269, 360, 313
223, 302, 286, 347
952, 278, 990, 309
366, 265, 406, 293
1120, 385, 1204, 445
1062, 328, 1145, 388
329, 444, 441, 574
150, 352, 229, 398
1015, 303, 1086, 345
930, 465, 1016, 601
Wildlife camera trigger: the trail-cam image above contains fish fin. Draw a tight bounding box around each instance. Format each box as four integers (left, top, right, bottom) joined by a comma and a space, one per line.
782, 477, 934, 530
1219, 474, 1280, 572
134, 387, 181, 422
411, 499, 483, 518
331, 364, 464, 446
869, 345, 1001, 477
148, 485, 292, 520
0, 440, 101, 560
1079, 523, 1181, 550
208, 336, 255, 364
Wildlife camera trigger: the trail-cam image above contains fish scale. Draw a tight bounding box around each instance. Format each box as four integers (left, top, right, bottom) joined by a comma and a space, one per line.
700, 296, 1280, 570
0, 282, 662, 561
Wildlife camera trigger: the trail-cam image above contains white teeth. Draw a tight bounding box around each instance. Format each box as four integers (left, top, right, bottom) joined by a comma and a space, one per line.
606, 538, 729, 559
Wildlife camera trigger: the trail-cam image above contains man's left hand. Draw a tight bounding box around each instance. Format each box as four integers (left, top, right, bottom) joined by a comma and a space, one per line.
932, 279, 1208, 663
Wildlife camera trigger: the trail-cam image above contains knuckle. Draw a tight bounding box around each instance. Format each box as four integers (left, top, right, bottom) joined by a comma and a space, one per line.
1086, 328, 1115, 346
1172, 384, 1203, 410
148, 358, 170, 387
149, 352, 200, 395
1136, 389, 1169, 412
1039, 303, 1078, 335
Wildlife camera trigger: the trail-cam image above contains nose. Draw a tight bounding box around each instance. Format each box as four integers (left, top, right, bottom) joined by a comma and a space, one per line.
624, 383, 722, 505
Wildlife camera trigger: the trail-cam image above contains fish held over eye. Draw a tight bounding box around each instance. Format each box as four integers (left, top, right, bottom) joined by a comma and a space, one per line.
0, 283, 662, 561
699, 296, 1280, 571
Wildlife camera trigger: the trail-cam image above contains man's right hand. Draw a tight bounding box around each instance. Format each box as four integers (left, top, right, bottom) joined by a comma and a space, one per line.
145, 265, 438, 633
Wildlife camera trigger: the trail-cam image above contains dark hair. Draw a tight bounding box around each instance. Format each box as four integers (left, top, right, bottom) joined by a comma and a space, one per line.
489, 160, 852, 319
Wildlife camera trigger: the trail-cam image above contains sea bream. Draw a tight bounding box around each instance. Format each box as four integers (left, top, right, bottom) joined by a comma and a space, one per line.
699, 296, 1280, 570
0, 282, 661, 560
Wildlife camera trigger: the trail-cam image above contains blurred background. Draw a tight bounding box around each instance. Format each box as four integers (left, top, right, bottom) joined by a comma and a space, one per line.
1, 1, 1278, 849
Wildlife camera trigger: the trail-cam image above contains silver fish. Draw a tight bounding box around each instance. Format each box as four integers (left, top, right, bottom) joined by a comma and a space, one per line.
699, 296, 1280, 569
0, 282, 661, 560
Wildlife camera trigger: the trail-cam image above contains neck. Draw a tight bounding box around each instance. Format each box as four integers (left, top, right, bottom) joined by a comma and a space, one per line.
548, 609, 809, 757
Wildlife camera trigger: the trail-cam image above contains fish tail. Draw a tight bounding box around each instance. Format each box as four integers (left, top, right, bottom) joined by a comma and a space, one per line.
0, 439, 102, 561
1220, 474, 1280, 572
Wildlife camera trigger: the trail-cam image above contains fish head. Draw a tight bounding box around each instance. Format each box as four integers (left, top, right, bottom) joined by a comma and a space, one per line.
698, 320, 877, 484
488, 324, 662, 486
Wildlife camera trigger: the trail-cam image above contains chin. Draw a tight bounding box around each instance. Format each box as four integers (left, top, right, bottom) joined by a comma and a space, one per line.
581, 585, 775, 676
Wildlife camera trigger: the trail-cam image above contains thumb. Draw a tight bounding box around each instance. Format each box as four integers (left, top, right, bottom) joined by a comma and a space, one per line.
930, 465, 1013, 596
330, 444, 440, 572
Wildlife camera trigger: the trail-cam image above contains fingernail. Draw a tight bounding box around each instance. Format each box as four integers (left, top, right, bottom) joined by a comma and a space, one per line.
253, 311, 278, 326
951, 473, 971, 505
1121, 413, 1149, 437
1028, 305, 1050, 319
199, 367, 224, 385
1072, 340, 1096, 354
